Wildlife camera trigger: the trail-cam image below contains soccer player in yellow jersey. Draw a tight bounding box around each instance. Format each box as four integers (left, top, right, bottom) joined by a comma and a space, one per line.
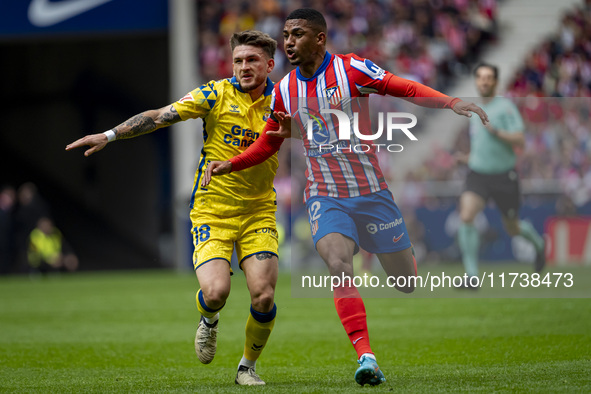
66, 31, 280, 386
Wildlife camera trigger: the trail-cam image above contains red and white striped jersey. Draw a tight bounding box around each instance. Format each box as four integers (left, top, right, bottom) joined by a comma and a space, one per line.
229, 51, 458, 202
272, 52, 392, 201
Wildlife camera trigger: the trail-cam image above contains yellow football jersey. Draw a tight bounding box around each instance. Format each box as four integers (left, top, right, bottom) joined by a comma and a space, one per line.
173, 77, 278, 216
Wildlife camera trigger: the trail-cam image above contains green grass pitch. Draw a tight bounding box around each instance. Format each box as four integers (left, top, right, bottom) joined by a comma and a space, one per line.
1, 269, 589, 392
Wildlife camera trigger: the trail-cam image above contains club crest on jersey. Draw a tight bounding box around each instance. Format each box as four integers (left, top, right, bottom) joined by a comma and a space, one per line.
263, 106, 272, 121
324, 86, 343, 106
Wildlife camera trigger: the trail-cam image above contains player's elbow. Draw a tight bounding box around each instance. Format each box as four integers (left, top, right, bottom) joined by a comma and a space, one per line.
512, 133, 525, 148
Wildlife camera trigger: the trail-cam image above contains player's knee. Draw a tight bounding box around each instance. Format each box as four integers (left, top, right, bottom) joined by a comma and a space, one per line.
323, 254, 353, 276
202, 286, 230, 308
250, 287, 275, 312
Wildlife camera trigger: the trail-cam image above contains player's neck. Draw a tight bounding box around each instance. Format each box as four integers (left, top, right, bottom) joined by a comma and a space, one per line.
481, 88, 497, 103
481, 92, 496, 104
248, 83, 266, 102
298, 51, 327, 79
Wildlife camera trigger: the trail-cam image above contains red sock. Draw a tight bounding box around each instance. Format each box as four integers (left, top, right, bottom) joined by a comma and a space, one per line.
333, 285, 373, 359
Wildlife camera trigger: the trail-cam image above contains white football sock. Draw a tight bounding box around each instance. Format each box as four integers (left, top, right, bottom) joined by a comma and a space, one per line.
203, 313, 219, 325
239, 356, 256, 369
361, 353, 376, 361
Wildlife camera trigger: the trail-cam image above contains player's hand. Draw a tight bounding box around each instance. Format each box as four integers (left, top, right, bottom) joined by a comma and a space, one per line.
452, 100, 489, 125
266, 111, 293, 138
65, 134, 108, 157
201, 160, 232, 187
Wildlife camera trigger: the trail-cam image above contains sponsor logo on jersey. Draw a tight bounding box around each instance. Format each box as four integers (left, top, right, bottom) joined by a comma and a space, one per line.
229, 104, 240, 113
381, 218, 403, 230
223, 125, 260, 147
255, 228, 278, 238
363, 59, 386, 79
367, 219, 403, 234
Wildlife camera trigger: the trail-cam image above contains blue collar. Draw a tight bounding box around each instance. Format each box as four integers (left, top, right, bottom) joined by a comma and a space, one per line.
230, 76, 274, 96
296, 52, 332, 81
263, 77, 274, 96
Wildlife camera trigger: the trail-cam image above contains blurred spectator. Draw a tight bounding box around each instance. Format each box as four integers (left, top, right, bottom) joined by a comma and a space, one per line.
507, 4, 591, 98
27, 217, 79, 275
14, 182, 50, 271
0, 185, 16, 274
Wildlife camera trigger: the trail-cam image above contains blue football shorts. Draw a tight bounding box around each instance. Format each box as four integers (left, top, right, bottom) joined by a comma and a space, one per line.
305, 188, 411, 254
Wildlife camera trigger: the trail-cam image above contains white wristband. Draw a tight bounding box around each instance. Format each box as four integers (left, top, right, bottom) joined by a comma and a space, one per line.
103, 129, 116, 142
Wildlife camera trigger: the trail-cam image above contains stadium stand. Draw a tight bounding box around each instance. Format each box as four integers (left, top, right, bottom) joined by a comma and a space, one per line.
196, 0, 499, 90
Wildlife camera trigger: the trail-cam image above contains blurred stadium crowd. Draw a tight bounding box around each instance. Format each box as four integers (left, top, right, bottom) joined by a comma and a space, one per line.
198, 0, 498, 89
397, 0, 591, 208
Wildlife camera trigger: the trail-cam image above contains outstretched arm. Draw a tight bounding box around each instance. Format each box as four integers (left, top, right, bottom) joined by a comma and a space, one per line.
451, 100, 489, 125
382, 73, 489, 125
66, 105, 182, 156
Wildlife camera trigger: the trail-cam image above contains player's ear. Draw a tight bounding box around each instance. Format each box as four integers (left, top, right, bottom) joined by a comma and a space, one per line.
267, 58, 275, 73
317, 31, 326, 46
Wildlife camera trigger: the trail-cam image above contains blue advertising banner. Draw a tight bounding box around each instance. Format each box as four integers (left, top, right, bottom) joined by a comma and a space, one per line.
415, 202, 555, 262
0, 0, 168, 37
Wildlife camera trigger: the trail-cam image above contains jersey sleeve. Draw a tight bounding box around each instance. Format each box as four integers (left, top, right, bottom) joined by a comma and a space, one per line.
172, 80, 219, 120
347, 54, 459, 109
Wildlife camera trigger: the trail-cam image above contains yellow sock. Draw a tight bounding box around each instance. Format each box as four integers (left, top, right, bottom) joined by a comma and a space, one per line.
196, 289, 224, 319
243, 304, 276, 362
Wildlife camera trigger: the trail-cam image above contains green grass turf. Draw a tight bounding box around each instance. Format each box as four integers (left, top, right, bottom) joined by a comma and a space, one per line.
0, 269, 589, 392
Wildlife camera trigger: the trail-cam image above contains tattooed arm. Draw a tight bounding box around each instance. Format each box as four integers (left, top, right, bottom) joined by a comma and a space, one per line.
65, 105, 181, 156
